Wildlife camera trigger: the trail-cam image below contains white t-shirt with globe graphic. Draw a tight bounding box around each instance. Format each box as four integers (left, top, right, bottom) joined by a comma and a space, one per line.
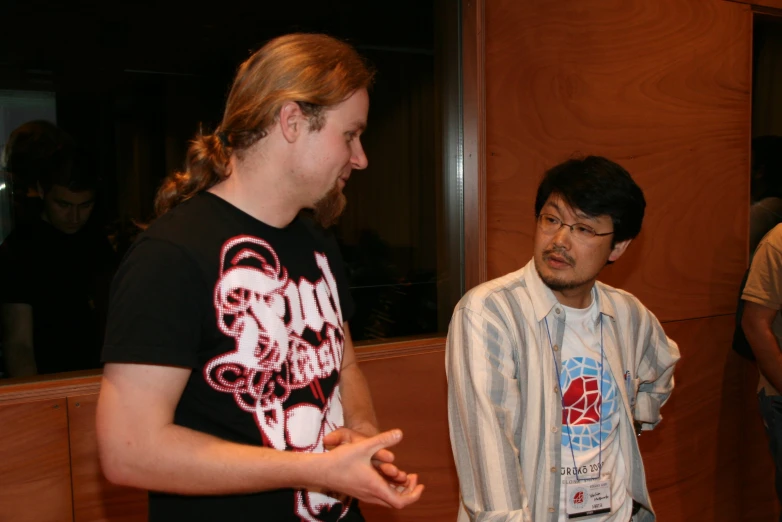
556, 295, 631, 522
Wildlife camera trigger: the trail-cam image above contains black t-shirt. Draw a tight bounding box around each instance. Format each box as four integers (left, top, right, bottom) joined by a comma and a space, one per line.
102, 193, 361, 522
0, 218, 116, 375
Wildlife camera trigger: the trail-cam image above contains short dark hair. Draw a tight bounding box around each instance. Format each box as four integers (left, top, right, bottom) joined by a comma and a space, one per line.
38, 145, 99, 194
4, 121, 98, 194
534, 155, 646, 244
4, 120, 72, 188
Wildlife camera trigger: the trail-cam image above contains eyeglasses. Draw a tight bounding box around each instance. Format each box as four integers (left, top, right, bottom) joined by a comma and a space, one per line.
537, 213, 614, 241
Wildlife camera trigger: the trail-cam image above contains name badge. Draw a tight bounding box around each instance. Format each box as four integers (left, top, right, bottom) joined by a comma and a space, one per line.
565, 475, 611, 519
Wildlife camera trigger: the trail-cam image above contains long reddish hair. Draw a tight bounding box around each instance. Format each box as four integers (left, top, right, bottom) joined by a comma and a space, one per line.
154, 33, 374, 217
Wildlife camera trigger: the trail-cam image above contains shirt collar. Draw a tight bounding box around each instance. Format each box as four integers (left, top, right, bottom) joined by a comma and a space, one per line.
522, 258, 616, 322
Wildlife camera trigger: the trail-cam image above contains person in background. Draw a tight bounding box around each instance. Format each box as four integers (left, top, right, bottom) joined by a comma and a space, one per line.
0, 138, 116, 377
2, 120, 71, 230
741, 221, 782, 522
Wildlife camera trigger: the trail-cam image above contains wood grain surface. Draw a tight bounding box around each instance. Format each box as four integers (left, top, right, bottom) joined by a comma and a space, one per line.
464, 0, 489, 292
68, 394, 148, 522
0, 399, 73, 522
485, 0, 752, 323
640, 316, 745, 520
356, 347, 460, 522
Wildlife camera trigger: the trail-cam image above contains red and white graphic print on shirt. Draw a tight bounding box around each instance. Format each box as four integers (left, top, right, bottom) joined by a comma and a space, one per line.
560, 357, 618, 452
204, 236, 349, 521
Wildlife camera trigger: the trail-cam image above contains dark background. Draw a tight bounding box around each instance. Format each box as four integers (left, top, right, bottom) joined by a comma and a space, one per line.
0, 0, 454, 381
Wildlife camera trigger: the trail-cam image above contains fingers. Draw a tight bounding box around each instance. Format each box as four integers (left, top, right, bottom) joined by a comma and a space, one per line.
388, 471, 415, 492
322, 428, 351, 449
323, 428, 423, 509
373, 461, 407, 484
324, 429, 396, 462
371, 447, 395, 463
322, 432, 339, 448
363, 429, 403, 456
379, 474, 425, 509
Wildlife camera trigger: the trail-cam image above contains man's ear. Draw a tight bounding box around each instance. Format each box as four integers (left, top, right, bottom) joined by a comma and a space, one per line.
608, 239, 632, 263
278, 101, 305, 144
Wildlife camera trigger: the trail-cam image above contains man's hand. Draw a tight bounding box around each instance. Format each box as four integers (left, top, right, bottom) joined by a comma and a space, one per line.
743, 300, 782, 392
318, 429, 424, 508
323, 427, 408, 486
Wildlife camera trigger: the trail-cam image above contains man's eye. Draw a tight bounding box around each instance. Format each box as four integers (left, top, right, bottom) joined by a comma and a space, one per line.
574, 225, 595, 236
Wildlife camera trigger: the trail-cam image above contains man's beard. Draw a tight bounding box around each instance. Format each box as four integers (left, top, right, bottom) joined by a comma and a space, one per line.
536, 249, 590, 292
538, 270, 590, 292
313, 184, 346, 228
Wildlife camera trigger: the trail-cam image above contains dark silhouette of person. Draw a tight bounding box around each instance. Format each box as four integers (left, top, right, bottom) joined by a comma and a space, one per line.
1, 133, 116, 377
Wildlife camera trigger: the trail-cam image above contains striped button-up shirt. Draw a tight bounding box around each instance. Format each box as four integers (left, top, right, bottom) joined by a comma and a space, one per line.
446, 260, 680, 522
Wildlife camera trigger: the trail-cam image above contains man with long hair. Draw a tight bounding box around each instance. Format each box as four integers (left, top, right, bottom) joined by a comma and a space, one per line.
96, 33, 423, 522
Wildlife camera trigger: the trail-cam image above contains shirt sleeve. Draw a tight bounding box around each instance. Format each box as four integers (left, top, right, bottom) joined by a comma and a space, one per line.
102, 237, 207, 368
743, 238, 782, 311
633, 309, 681, 430
446, 305, 531, 522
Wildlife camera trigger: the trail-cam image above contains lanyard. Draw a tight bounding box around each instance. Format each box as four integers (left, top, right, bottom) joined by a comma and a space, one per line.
545, 312, 605, 482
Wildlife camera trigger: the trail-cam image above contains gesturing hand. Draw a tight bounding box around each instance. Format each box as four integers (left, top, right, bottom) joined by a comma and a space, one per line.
318, 429, 424, 509
323, 427, 409, 486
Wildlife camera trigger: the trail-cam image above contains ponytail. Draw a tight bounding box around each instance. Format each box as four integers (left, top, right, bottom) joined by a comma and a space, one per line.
154, 131, 231, 217
153, 33, 373, 218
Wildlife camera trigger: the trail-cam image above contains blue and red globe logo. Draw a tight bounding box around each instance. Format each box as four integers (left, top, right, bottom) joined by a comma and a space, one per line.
560, 357, 618, 451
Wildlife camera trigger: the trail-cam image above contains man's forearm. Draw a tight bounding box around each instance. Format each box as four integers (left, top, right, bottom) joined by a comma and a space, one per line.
97, 363, 422, 509
745, 325, 782, 392
340, 363, 379, 436
99, 420, 323, 495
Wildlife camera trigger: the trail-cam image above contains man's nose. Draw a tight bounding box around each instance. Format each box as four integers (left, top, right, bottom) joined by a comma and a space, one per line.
552, 225, 572, 246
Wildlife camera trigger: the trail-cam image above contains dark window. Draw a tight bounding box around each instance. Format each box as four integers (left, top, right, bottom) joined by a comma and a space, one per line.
0, 0, 463, 380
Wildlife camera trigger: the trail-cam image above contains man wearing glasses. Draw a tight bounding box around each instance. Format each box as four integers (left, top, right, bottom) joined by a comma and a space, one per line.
446, 156, 680, 522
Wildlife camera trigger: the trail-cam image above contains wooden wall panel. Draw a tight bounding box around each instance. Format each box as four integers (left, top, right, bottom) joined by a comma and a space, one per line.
638, 316, 744, 520
0, 399, 73, 522
0, 348, 456, 522
597, 314, 781, 521
359, 348, 459, 522
68, 394, 148, 522
463, 0, 488, 291
484, 0, 752, 322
